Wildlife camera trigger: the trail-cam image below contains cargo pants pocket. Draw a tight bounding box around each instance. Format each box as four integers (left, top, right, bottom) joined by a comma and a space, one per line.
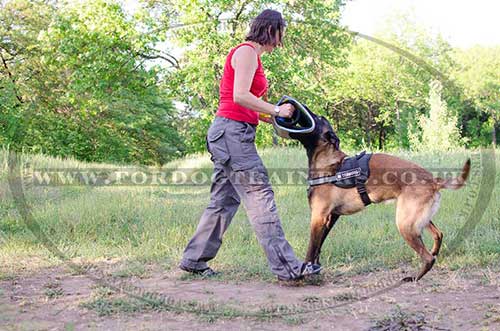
207, 129, 230, 165
240, 122, 257, 153
230, 123, 261, 171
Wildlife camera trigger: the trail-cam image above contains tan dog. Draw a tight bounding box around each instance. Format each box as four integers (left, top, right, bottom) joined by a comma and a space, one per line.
291, 114, 470, 282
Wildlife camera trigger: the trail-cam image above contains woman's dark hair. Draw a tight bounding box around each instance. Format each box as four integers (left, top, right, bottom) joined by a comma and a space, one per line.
245, 9, 286, 47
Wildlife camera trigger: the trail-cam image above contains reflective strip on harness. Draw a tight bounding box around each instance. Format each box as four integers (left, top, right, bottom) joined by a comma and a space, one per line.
308, 167, 362, 186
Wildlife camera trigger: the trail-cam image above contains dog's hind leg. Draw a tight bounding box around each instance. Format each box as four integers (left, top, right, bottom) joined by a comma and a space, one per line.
427, 221, 443, 256
425, 193, 443, 257
396, 195, 437, 282
400, 234, 436, 282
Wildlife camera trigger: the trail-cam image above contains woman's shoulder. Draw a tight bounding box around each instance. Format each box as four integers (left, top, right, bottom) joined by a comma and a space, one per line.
232, 43, 258, 60
233, 42, 256, 50
229, 42, 260, 70
232, 42, 256, 55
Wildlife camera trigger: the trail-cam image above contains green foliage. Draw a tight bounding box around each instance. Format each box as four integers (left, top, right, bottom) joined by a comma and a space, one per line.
0, 0, 184, 165
158, 2, 498, 153
155, 0, 351, 152
410, 80, 463, 151
328, 14, 460, 151
452, 46, 500, 147
1, 148, 499, 278
1, 0, 499, 161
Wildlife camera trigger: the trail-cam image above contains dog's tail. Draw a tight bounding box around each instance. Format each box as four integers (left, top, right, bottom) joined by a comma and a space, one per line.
434, 158, 471, 190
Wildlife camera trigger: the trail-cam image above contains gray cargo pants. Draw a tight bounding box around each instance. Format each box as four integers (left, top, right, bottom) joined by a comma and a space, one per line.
179, 116, 303, 280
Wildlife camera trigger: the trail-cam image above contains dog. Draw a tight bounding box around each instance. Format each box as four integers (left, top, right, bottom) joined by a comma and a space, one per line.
289, 111, 470, 282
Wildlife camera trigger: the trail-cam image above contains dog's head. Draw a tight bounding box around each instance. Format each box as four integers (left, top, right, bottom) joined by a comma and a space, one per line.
289, 109, 340, 153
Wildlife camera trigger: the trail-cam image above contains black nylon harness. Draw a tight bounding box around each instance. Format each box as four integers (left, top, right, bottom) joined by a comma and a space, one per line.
307, 151, 372, 206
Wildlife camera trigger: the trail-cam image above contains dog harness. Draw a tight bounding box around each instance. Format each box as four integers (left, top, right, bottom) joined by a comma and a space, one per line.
307, 151, 373, 206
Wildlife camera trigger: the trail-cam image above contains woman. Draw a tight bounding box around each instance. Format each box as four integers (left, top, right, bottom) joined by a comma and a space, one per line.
179, 9, 321, 281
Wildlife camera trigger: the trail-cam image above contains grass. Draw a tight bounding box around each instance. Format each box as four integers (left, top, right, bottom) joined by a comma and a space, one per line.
44, 284, 64, 299
0, 146, 499, 280
109, 261, 148, 279
80, 286, 246, 322
368, 306, 430, 331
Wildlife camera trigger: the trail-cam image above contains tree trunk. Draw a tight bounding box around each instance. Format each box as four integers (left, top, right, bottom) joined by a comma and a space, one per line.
395, 101, 402, 149
365, 104, 372, 147
493, 121, 497, 148
378, 127, 385, 150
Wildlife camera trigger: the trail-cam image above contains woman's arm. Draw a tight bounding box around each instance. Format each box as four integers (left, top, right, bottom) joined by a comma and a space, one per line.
258, 92, 273, 123
232, 46, 294, 118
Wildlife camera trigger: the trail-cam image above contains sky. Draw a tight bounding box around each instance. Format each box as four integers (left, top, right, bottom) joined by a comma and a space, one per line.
340, 0, 500, 48
122, 0, 500, 49
120, 0, 498, 112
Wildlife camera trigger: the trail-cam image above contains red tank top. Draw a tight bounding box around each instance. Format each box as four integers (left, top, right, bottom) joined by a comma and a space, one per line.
216, 42, 268, 125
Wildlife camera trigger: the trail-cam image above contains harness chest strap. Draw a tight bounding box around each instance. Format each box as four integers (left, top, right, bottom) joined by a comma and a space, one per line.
355, 181, 372, 206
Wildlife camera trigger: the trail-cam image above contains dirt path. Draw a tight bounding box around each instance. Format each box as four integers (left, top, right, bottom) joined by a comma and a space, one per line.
1, 265, 499, 330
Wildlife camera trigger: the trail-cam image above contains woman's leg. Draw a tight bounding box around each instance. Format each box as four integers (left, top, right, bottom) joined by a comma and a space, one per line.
179, 160, 240, 271
181, 117, 305, 280
228, 163, 304, 280
222, 119, 304, 280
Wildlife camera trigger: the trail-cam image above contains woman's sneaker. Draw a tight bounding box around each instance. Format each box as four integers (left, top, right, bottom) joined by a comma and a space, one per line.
179, 265, 219, 278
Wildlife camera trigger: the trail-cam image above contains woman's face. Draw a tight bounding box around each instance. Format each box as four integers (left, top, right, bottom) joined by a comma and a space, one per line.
265, 26, 285, 53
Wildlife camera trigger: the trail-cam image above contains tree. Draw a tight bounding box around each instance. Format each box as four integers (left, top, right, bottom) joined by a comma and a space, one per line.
0, 0, 184, 165
411, 80, 463, 151
149, 0, 351, 152
452, 46, 500, 147
322, 10, 469, 151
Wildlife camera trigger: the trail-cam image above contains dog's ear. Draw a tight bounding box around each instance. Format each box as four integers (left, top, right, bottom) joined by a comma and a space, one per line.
324, 131, 337, 143
324, 131, 340, 149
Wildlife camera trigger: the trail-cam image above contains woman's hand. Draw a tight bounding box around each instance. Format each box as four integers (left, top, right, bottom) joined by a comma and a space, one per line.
259, 103, 296, 124
277, 103, 295, 118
